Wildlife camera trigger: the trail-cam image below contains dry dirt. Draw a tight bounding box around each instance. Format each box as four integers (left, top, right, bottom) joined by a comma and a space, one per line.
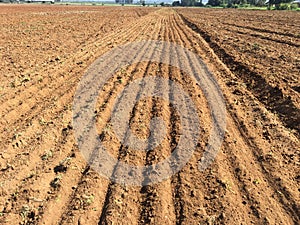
0, 5, 299, 225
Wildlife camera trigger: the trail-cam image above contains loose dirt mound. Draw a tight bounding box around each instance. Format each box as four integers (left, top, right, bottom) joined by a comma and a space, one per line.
0, 5, 299, 225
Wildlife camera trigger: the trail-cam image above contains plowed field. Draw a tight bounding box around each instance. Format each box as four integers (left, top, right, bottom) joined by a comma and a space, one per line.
0, 5, 299, 225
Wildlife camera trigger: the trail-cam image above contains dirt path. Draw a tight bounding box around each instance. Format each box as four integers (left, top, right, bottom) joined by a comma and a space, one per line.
0, 5, 299, 225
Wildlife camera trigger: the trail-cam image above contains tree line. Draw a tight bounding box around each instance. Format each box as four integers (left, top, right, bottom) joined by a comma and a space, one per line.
178, 0, 298, 8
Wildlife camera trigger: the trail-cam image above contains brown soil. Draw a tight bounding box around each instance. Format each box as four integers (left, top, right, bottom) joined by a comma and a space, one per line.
0, 5, 299, 225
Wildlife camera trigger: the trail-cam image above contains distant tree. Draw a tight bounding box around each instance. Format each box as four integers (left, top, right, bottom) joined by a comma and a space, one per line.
172, 0, 181, 6
195, 0, 204, 6
207, 0, 222, 6
232, 0, 241, 4
255, 0, 265, 6
181, 0, 196, 6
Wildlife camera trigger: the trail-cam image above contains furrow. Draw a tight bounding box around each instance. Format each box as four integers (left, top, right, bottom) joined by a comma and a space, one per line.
178, 14, 300, 135
174, 11, 299, 224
